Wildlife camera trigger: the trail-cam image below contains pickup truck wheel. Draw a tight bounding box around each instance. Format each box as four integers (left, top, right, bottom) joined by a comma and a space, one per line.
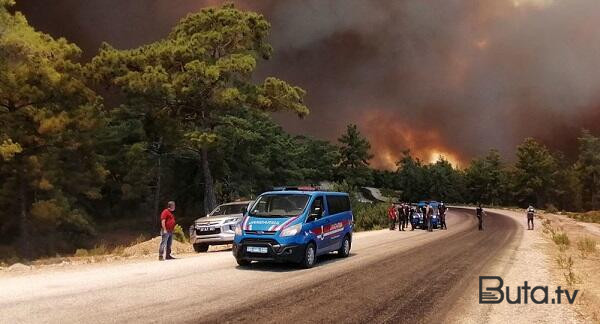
300, 243, 317, 269
338, 236, 351, 258
193, 243, 209, 253
236, 258, 251, 267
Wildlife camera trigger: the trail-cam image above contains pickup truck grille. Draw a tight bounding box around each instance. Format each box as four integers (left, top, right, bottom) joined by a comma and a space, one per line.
196, 221, 221, 226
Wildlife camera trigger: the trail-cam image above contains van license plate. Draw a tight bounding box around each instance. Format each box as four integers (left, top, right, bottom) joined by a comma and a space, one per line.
247, 246, 268, 254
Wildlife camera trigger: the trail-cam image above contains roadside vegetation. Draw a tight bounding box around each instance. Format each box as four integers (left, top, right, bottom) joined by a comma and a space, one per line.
577, 237, 598, 258
1, 1, 600, 263
552, 232, 570, 248
566, 211, 600, 224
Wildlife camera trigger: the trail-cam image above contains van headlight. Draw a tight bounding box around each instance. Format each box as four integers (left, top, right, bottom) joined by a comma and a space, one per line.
234, 225, 243, 236
280, 223, 302, 237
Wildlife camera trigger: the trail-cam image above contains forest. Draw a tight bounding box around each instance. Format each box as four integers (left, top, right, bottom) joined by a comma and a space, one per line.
1, 1, 599, 258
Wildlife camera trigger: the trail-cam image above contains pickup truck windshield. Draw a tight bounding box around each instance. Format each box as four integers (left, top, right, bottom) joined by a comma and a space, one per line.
249, 194, 309, 218
210, 203, 248, 216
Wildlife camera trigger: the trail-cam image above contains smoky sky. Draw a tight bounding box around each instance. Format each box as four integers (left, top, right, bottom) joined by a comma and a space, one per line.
15, 0, 600, 169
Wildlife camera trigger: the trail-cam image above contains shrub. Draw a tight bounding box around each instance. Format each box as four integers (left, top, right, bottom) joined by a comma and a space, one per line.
556, 254, 573, 269
552, 232, 570, 247
564, 267, 579, 286
173, 224, 188, 243
353, 202, 389, 232
134, 234, 147, 245
88, 244, 108, 256
545, 204, 558, 214
0, 245, 20, 265
577, 237, 597, 258
568, 211, 600, 224
74, 249, 89, 257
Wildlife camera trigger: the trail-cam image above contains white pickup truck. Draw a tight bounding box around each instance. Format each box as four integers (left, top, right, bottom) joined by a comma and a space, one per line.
189, 201, 253, 252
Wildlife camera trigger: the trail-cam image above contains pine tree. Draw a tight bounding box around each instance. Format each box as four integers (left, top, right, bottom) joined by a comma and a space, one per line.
0, 1, 105, 257
88, 4, 308, 214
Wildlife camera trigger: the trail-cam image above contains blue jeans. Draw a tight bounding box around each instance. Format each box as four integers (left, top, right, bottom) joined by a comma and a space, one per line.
159, 231, 173, 258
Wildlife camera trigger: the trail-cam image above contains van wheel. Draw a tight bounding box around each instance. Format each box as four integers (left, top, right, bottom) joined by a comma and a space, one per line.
338, 236, 351, 258
236, 258, 251, 267
301, 243, 317, 269
193, 243, 209, 253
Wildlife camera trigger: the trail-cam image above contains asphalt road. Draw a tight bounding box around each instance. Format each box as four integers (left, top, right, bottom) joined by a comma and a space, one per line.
0, 208, 519, 324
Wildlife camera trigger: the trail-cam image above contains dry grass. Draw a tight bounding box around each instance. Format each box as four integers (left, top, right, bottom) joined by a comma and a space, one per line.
555, 254, 579, 286
556, 254, 572, 269
577, 237, 598, 258
541, 218, 555, 234
567, 211, 600, 224
552, 231, 570, 249
564, 267, 579, 286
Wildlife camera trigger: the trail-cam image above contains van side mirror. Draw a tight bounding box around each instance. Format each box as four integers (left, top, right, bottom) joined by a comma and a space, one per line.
307, 213, 320, 222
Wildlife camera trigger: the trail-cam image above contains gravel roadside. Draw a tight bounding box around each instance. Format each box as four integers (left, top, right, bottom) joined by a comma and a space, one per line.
446, 208, 582, 323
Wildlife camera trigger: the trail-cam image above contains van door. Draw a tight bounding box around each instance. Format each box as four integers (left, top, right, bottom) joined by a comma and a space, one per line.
323, 195, 348, 251
306, 196, 329, 255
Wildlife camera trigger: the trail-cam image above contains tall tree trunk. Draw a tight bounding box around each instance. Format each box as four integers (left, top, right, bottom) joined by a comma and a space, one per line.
18, 164, 32, 259
153, 154, 162, 231
202, 146, 217, 215
152, 137, 163, 232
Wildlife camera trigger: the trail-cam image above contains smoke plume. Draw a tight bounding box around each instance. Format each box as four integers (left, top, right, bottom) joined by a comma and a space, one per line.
16, 0, 600, 169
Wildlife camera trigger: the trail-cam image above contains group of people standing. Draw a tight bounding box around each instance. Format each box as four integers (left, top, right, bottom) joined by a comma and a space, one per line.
388, 202, 448, 232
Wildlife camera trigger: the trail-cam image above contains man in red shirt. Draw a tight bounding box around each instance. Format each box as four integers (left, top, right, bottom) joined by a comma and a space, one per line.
159, 201, 177, 261
388, 203, 397, 230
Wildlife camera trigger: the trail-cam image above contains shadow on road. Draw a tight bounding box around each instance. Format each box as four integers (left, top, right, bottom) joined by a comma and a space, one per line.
234, 253, 357, 272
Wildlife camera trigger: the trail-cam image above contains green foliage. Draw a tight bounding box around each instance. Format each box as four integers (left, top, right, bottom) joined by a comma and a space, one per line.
427, 158, 464, 202
395, 150, 428, 202
2, 2, 600, 262
87, 3, 309, 215
353, 202, 389, 231
513, 138, 558, 207
0, 138, 21, 160
464, 150, 508, 205
172, 224, 187, 243
337, 124, 373, 188
330, 181, 387, 231
575, 130, 600, 210
0, 2, 105, 257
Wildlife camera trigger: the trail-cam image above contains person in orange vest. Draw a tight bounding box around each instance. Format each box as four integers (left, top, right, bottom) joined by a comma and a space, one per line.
388, 203, 398, 230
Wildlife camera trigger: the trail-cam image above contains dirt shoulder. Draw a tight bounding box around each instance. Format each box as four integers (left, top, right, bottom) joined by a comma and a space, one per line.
446, 208, 583, 323
538, 212, 600, 322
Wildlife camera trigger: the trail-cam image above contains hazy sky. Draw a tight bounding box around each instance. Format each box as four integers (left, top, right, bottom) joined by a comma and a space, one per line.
15, 0, 600, 168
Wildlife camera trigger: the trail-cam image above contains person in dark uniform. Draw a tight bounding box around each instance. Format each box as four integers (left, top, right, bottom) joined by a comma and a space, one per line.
439, 202, 447, 230
409, 204, 415, 231
476, 203, 484, 231
426, 203, 434, 232
397, 203, 404, 231
527, 205, 535, 230
421, 204, 428, 230
402, 203, 410, 231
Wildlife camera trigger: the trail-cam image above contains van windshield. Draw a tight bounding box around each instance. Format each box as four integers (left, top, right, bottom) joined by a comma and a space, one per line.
249, 194, 309, 218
